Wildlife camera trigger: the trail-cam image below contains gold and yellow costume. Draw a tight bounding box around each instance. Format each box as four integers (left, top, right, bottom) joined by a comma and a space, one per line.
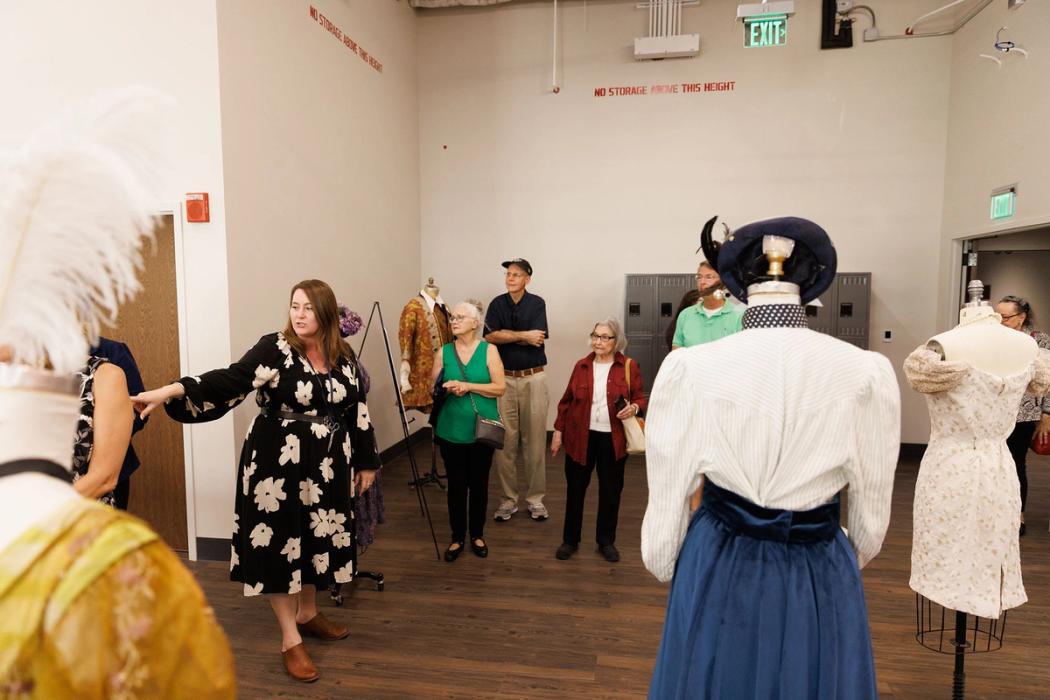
0, 498, 235, 699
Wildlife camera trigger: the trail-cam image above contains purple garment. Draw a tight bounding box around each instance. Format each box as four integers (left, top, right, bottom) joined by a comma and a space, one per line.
355, 469, 385, 547
354, 358, 381, 546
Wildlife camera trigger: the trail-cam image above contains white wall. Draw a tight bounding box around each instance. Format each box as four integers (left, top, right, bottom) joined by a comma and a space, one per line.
417, 0, 954, 443
939, 0, 1050, 327
0, 1, 235, 548
215, 1, 421, 469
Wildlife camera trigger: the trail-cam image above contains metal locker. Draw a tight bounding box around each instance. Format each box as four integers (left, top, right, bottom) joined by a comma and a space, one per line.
655, 274, 695, 374
626, 333, 656, 393
625, 275, 659, 380
834, 273, 871, 350
624, 275, 658, 335
806, 284, 837, 337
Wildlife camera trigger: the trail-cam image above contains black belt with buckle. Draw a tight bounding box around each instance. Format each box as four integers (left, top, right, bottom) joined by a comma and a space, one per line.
260, 406, 342, 432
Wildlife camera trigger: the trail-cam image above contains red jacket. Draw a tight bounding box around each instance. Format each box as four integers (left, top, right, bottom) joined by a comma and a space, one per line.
553, 352, 648, 465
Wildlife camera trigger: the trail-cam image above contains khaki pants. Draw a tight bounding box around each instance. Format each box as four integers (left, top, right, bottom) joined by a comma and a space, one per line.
495, 372, 549, 506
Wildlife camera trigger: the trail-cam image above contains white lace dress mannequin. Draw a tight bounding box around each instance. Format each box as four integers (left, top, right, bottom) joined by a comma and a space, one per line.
905, 298, 1049, 618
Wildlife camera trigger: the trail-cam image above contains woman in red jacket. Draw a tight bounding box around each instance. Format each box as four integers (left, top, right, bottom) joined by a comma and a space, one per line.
551, 318, 647, 562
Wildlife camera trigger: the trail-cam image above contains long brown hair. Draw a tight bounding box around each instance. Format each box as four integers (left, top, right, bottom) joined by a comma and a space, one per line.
282, 279, 354, 367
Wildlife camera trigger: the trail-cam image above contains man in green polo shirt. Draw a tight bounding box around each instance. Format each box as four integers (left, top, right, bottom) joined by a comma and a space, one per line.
671, 261, 744, 349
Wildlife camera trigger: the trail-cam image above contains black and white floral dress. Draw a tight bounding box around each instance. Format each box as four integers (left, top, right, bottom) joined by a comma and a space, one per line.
72, 355, 116, 507
164, 332, 379, 597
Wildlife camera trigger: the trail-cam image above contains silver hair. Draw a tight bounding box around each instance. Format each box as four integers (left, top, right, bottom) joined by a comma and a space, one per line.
592, 317, 627, 353
454, 300, 484, 338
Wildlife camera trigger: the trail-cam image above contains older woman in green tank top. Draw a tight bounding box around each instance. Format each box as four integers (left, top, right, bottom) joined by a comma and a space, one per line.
432, 301, 506, 561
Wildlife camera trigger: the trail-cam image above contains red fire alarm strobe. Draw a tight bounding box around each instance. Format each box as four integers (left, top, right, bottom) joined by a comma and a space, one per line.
186, 192, 210, 223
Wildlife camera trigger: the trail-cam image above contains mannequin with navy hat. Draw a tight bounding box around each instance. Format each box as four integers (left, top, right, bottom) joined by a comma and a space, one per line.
642, 217, 900, 699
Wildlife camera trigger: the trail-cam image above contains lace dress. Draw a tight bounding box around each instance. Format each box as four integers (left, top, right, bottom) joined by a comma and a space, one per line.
904, 346, 1050, 618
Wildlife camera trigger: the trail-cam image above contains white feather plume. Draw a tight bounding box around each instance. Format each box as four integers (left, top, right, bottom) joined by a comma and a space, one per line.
0, 87, 173, 374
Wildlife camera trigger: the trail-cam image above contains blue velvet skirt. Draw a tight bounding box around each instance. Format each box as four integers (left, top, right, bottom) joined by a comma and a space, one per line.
649, 481, 878, 700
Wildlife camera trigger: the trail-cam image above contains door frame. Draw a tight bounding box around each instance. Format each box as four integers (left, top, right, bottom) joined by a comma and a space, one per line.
156, 202, 198, 561
948, 216, 1050, 327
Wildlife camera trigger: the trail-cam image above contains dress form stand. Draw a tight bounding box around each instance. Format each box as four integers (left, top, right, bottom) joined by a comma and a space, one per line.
400, 278, 448, 491
914, 280, 1036, 700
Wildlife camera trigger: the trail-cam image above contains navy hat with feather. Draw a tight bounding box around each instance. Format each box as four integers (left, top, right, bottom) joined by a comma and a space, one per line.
700, 216, 837, 304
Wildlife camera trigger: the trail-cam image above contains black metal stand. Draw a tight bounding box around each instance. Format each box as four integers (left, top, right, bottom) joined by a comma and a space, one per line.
915, 594, 1008, 699
407, 425, 445, 490
357, 301, 440, 560
329, 471, 384, 605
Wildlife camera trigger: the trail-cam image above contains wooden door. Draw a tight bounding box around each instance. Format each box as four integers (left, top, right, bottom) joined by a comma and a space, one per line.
102, 214, 188, 551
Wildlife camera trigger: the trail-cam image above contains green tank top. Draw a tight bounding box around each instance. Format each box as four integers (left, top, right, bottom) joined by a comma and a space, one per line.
435, 341, 500, 444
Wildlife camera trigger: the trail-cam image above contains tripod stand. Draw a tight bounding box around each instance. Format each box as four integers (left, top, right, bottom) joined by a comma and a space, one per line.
408, 425, 445, 490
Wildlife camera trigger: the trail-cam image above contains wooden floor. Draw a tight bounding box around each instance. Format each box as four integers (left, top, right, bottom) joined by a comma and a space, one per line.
188, 448, 1050, 699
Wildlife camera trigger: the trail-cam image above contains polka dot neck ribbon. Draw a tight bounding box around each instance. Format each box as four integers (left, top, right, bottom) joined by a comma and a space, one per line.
741, 304, 809, 330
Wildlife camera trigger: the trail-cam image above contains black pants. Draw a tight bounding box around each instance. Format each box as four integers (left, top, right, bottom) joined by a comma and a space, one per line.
438, 440, 495, 541
563, 431, 626, 546
113, 477, 131, 511
1006, 420, 1038, 512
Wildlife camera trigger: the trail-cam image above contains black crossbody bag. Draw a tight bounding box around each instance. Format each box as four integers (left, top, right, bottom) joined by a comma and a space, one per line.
451, 345, 505, 450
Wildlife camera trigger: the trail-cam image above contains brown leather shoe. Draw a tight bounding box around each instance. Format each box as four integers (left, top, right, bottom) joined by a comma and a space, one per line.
297, 612, 349, 641
282, 642, 319, 682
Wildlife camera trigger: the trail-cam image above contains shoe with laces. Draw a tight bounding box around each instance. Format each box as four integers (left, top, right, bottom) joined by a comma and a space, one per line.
494, 501, 518, 522
528, 502, 549, 521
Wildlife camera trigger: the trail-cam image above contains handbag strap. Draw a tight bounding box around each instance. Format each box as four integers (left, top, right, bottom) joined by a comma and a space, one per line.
625, 357, 631, 396
451, 342, 482, 417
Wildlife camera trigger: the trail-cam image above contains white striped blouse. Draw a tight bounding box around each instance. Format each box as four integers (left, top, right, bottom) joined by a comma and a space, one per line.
640, 328, 901, 583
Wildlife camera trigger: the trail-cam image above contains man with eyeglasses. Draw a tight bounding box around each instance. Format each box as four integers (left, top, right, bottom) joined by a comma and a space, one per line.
484, 258, 551, 522
671, 261, 744, 349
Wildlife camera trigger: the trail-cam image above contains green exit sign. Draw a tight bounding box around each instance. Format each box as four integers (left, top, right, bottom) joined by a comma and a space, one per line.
744, 14, 787, 48
990, 189, 1016, 220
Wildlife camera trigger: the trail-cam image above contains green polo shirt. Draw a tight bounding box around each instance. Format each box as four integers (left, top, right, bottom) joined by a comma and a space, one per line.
672, 302, 744, 348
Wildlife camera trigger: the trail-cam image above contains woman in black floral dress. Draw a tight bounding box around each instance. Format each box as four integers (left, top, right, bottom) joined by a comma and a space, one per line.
134, 279, 379, 682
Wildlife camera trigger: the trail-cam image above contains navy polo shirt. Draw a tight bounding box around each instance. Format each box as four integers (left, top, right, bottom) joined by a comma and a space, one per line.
484, 290, 549, 371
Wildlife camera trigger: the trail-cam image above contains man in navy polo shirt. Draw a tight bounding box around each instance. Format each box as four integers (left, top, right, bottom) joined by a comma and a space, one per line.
485, 259, 551, 521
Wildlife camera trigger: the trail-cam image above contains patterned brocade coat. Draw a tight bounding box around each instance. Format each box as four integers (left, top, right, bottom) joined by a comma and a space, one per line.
165, 332, 379, 597
398, 295, 452, 410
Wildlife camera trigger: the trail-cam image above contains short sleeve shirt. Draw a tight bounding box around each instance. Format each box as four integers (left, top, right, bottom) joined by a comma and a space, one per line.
672, 302, 744, 348
485, 290, 549, 370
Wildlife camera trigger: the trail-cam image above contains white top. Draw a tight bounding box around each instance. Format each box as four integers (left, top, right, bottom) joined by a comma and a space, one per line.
641, 328, 901, 582
0, 388, 82, 553
589, 361, 613, 432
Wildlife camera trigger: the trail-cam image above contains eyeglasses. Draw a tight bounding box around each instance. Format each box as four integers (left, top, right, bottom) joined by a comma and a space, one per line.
450, 315, 473, 322
999, 313, 1022, 321
505, 272, 527, 279
590, 333, 615, 342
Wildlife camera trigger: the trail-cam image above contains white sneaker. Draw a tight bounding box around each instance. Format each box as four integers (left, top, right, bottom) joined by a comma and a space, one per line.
494, 501, 518, 521
528, 503, 549, 521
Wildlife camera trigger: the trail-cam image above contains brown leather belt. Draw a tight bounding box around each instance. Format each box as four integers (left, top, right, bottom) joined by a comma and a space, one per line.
505, 366, 544, 378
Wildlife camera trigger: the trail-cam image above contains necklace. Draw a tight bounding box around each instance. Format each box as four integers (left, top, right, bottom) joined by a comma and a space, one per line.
302, 353, 340, 435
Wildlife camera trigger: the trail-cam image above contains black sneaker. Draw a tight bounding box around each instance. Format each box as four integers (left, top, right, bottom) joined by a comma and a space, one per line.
599, 544, 620, 563
555, 543, 578, 560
